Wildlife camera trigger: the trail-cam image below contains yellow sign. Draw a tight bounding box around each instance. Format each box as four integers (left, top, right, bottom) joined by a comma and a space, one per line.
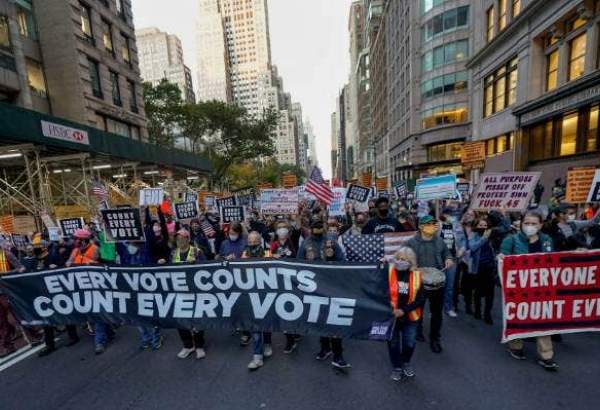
566, 167, 597, 203
282, 174, 297, 189
376, 177, 388, 191
461, 142, 486, 169
360, 173, 372, 187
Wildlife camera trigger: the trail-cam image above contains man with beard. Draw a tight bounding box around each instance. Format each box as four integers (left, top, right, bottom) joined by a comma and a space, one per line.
362, 197, 405, 234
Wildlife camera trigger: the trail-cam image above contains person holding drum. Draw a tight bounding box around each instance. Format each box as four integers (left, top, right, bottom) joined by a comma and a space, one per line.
406, 215, 453, 354
388, 247, 425, 381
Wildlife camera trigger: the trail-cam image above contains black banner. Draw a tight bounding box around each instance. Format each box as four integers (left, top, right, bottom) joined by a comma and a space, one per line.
217, 196, 236, 208
395, 183, 407, 199
101, 208, 144, 242
346, 184, 370, 203
59, 218, 83, 237
185, 192, 198, 203
221, 206, 245, 223
174, 202, 199, 220
1, 260, 392, 339
237, 194, 255, 208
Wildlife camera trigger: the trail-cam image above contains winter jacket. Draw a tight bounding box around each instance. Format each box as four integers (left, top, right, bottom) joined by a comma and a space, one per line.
406, 233, 450, 270
500, 232, 554, 256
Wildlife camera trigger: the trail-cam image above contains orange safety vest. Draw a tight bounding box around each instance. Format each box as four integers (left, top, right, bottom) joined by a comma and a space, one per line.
0, 249, 10, 273
388, 265, 423, 322
71, 244, 99, 266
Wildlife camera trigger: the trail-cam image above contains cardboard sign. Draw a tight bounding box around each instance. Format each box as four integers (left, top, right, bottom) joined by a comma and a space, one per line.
394, 182, 407, 199
586, 169, 600, 203
499, 251, 600, 343
282, 174, 297, 189
360, 173, 372, 188
328, 188, 347, 217
416, 175, 457, 201
216, 196, 237, 208
100, 208, 145, 242
174, 202, 199, 220
461, 142, 486, 169
471, 172, 541, 211
139, 188, 164, 206
59, 218, 84, 238
346, 184, 370, 203
221, 206, 245, 223
566, 167, 596, 203
376, 177, 388, 191
260, 189, 299, 215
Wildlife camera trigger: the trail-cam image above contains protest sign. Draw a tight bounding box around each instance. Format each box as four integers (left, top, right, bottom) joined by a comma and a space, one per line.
346, 184, 370, 203
0, 232, 13, 246
139, 188, 164, 206
282, 174, 297, 189
59, 218, 84, 238
394, 182, 407, 199
48, 227, 61, 242
457, 182, 470, 196
328, 188, 347, 217
185, 192, 198, 204
221, 206, 245, 223
174, 202, 199, 220
260, 189, 299, 215
204, 195, 216, 209
470, 172, 541, 211
461, 142, 486, 170
499, 251, 600, 343
416, 175, 457, 201
216, 196, 237, 208
100, 208, 144, 242
236, 194, 255, 208
297, 185, 317, 202
566, 167, 596, 203
587, 169, 600, 203
1, 260, 392, 340
11, 234, 29, 249
376, 177, 388, 191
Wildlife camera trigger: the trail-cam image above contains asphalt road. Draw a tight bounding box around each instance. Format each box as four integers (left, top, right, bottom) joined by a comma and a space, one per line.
1, 303, 599, 410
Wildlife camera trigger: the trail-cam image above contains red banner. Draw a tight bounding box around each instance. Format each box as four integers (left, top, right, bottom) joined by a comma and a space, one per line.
499, 251, 600, 342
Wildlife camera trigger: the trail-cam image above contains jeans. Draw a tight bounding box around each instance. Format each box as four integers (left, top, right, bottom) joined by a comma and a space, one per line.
94, 322, 115, 347
443, 263, 457, 312
139, 327, 161, 348
178, 329, 205, 349
252, 332, 272, 355
417, 287, 444, 341
320, 337, 343, 360
388, 320, 417, 368
475, 264, 496, 318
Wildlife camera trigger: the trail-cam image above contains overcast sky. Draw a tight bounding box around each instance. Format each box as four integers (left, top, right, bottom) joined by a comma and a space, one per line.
131, 0, 352, 178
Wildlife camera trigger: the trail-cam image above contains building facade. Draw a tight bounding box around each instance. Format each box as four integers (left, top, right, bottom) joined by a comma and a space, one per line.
468, 0, 600, 198
136, 27, 195, 103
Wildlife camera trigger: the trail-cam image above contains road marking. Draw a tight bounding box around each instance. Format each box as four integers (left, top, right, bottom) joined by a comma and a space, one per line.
0, 344, 45, 372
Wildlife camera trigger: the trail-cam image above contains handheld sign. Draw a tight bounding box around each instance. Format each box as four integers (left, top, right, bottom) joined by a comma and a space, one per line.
59, 218, 84, 238
566, 167, 596, 203
139, 188, 164, 206
328, 188, 347, 217
101, 208, 145, 242
470, 172, 541, 211
216, 196, 237, 208
394, 182, 407, 199
174, 202, 199, 220
346, 184, 370, 203
260, 189, 299, 215
586, 169, 600, 203
185, 192, 198, 204
416, 175, 457, 201
221, 206, 245, 223
11, 234, 29, 249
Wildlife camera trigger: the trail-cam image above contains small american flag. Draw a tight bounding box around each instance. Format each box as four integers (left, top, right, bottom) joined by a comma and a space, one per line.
201, 220, 216, 237
306, 167, 334, 205
91, 180, 109, 201
343, 232, 416, 262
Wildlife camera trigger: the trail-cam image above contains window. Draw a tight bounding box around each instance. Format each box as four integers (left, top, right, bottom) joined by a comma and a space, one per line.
560, 112, 578, 156
483, 57, 518, 117
427, 142, 463, 162
80, 3, 93, 41
568, 33, 586, 81
16, 7, 36, 40
121, 33, 130, 64
101, 20, 113, 54
568, 17, 586, 32
529, 120, 554, 161
127, 80, 138, 113
587, 105, 598, 152
421, 0, 445, 15
485, 133, 513, 156
421, 103, 468, 129
116, 0, 125, 18
512, 0, 521, 17
0, 15, 10, 49
486, 6, 495, 42
498, 0, 507, 31
422, 6, 469, 43
546, 50, 559, 91
421, 40, 468, 73
106, 117, 131, 138
110, 70, 121, 106
25, 59, 47, 97
88, 58, 102, 98
421, 71, 468, 100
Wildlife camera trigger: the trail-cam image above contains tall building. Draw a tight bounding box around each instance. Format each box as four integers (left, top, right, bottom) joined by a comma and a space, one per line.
305, 120, 318, 171
331, 111, 339, 180
32, 0, 147, 140
136, 27, 195, 103
468, 0, 600, 198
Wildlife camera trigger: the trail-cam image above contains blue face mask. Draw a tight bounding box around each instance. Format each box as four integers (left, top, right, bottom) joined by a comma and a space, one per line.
127, 244, 138, 255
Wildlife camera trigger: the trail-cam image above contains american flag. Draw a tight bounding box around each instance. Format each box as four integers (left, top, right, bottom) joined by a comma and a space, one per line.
201, 220, 216, 237
342, 232, 416, 262
306, 167, 334, 205
91, 180, 109, 201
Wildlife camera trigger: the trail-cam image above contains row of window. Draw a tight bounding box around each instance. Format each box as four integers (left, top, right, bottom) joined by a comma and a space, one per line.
486, 0, 521, 42
545, 20, 588, 91
421, 71, 468, 100
421, 103, 468, 130
422, 39, 469, 73
87, 57, 138, 112
485, 132, 514, 156
483, 57, 518, 117
80, 3, 131, 66
97, 113, 141, 140
421, 0, 448, 15
421, 6, 469, 43
1, 5, 37, 46
529, 105, 599, 161
427, 141, 462, 162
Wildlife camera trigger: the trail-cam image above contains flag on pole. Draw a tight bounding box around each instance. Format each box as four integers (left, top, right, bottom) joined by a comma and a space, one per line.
342, 232, 416, 262
91, 180, 109, 202
306, 167, 334, 205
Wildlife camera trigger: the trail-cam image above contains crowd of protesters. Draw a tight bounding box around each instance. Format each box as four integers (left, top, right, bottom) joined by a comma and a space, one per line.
1, 185, 599, 381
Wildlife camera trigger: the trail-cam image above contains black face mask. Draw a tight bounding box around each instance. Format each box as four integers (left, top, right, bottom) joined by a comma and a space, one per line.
474, 228, 486, 235
378, 209, 389, 218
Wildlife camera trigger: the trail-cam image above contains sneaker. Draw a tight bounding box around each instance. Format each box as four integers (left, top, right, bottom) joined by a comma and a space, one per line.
195, 348, 206, 359
430, 340, 442, 354
65, 337, 80, 347
508, 348, 526, 360
332, 357, 352, 369
315, 349, 332, 361
94, 344, 105, 355
263, 344, 273, 358
283, 341, 297, 354
390, 369, 403, 381
402, 365, 416, 378
538, 358, 559, 371
152, 335, 164, 351
177, 347, 195, 359
248, 354, 263, 370
38, 346, 56, 357
446, 310, 458, 318
240, 334, 251, 346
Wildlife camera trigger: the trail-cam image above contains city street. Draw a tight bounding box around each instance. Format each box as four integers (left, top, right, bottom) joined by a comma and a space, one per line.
2, 303, 599, 410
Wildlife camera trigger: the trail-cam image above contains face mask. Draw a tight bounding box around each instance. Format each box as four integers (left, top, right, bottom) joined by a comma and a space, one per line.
522, 225, 539, 237
79, 240, 89, 249
421, 225, 437, 236
395, 260, 412, 271
312, 229, 323, 237
127, 244, 138, 255
566, 214, 576, 222
276, 228, 289, 238
229, 234, 239, 241
378, 209, 389, 217
355, 220, 366, 227
474, 228, 486, 235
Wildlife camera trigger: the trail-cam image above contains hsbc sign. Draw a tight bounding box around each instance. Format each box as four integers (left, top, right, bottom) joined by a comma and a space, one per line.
41, 120, 89, 146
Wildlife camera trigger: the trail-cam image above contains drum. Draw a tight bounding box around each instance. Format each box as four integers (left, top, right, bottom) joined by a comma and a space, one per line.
420, 267, 446, 291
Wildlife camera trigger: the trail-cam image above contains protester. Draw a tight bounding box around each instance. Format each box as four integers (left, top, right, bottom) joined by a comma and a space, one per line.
500, 210, 558, 371
0, 241, 25, 358
439, 208, 460, 318
465, 217, 496, 324
543, 203, 600, 251
362, 197, 405, 234
189, 218, 213, 260
218, 222, 246, 261
387, 247, 425, 381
